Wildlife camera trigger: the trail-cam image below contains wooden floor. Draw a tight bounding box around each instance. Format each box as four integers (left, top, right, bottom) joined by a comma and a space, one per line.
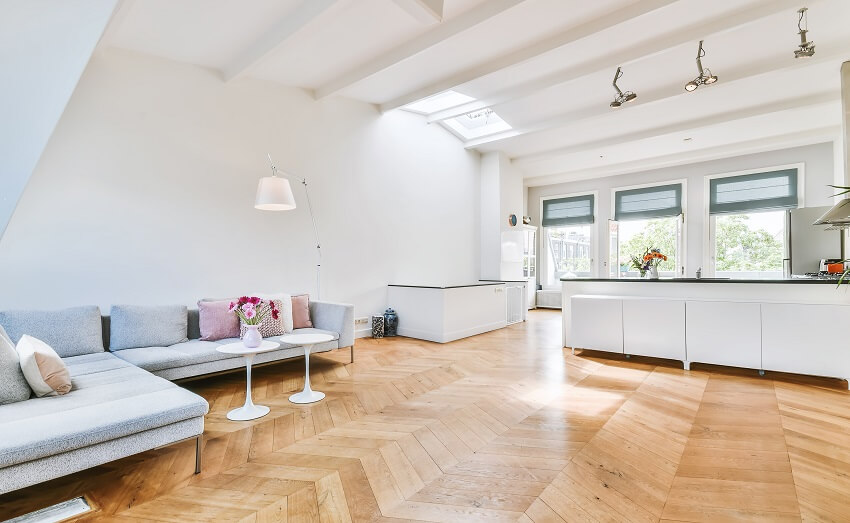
3, 310, 850, 522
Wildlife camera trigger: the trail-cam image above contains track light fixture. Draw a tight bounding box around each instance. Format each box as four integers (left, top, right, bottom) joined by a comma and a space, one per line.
609, 67, 637, 108
794, 7, 815, 58
684, 40, 718, 92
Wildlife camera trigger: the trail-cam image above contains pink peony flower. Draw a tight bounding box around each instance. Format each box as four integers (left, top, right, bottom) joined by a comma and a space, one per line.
271, 310, 279, 320
244, 308, 257, 320
242, 302, 255, 312
228, 301, 237, 312
249, 296, 260, 305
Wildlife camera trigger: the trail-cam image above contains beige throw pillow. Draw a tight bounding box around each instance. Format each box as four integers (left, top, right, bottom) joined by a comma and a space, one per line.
16, 335, 72, 397
250, 293, 294, 333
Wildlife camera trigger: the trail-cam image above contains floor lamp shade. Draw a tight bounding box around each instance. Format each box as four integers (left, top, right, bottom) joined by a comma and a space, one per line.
255, 176, 296, 211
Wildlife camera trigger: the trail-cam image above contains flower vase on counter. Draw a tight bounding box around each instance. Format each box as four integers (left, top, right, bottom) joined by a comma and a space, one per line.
630, 248, 667, 280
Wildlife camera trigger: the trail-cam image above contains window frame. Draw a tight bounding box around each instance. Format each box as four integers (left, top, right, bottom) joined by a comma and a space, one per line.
703, 163, 804, 277
539, 190, 599, 289
609, 179, 688, 277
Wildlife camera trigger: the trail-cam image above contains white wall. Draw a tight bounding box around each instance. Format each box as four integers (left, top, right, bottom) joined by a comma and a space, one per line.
0, 48, 481, 318
527, 142, 835, 281
479, 151, 524, 280
0, 0, 118, 238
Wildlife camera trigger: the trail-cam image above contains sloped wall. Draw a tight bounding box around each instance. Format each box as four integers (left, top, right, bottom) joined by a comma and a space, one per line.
0, 0, 118, 238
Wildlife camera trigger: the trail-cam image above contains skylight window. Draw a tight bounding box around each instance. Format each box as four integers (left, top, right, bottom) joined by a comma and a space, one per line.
443, 108, 512, 140
402, 90, 475, 114
402, 91, 512, 142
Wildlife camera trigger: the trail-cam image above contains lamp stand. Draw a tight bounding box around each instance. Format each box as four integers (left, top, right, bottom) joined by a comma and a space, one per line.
267, 155, 322, 300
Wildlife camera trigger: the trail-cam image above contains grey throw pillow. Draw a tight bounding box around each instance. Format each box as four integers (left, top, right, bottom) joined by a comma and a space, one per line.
0, 306, 104, 357
109, 305, 188, 350
0, 326, 31, 404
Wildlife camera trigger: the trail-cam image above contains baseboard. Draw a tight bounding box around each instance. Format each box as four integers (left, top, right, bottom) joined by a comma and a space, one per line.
355, 327, 371, 339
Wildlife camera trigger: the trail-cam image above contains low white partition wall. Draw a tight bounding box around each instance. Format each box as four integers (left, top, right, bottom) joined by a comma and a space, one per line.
387, 283, 507, 343
563, 279, 850, 387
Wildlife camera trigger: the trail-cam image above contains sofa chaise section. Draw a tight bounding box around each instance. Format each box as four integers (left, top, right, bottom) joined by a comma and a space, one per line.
0, 352, 208, 495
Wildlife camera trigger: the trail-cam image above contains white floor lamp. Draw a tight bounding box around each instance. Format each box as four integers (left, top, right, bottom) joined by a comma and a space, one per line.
254, 154, 322, 300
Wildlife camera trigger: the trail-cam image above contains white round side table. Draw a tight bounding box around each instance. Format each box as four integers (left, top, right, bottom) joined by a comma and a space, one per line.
278, 333, 336, 404
216, 340, 280, 421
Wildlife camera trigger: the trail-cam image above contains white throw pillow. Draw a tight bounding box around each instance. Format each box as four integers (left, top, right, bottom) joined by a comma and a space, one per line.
250, 292, 294, 333
16, 335, 72, 397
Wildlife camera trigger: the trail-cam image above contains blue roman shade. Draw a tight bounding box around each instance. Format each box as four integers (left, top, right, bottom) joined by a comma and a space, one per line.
542, 194, 595, 227
709, 169, 798, 215
614, 183, 682, 221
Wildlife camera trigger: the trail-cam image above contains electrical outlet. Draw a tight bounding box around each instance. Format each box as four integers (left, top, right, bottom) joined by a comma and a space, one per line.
355, 317, 369, 325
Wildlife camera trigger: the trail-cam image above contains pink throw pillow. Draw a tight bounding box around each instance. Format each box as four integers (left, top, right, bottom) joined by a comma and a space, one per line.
291, 294, 313, 329
198, 300, 240, 341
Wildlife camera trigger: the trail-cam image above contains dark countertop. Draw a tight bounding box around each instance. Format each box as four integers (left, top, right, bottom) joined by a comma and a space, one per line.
389, 282, 505, 289
560, 277, 841, 284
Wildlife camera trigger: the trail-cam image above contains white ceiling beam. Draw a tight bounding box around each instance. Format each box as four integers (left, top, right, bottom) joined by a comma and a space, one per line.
221, 0, 339, 82
313, 0, 525, 100
465, 48, 849, 149
522, 126, 841, 187
381, 0, 677, 112
425, 0, 808, 122
513, 92, 840, 167
393, 0, 444, 24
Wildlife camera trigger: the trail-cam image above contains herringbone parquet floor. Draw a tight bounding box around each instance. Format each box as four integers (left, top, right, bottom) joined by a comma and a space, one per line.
3, 310, 850, 522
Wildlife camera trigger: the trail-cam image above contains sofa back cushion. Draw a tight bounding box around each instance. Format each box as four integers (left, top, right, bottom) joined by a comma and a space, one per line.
0, 326, 31, 404
109, 305, 188, 350
198, 300, 239, 341
0, 306, 104, 357
292, 294, 313, 329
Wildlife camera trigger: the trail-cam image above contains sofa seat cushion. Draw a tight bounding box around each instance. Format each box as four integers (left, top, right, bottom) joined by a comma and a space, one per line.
112, 340, 237, 372
0, 353, 208, 468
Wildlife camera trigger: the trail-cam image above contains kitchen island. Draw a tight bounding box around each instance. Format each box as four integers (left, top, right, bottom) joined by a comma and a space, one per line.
388, 283, 507, 343
562, 277, 850, 387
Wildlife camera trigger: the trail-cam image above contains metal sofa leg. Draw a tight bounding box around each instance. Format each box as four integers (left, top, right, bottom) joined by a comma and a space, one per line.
350, 345, 354, 364
195, 436, 202, 474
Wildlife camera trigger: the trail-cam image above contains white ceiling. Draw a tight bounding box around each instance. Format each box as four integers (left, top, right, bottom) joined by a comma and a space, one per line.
102, 0, 850, 185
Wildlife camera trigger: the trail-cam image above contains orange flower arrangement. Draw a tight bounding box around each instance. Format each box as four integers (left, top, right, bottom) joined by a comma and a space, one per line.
630, 248, 667, 277
643, 251, 668, 263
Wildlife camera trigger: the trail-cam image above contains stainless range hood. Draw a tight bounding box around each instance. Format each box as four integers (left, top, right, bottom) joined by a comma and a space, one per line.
814, 61, 850, 227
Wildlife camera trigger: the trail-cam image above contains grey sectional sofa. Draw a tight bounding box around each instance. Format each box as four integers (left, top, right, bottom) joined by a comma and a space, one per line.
0, 300, 354, 495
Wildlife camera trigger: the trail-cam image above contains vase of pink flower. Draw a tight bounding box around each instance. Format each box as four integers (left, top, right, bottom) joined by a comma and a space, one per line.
229, 296, 280, 348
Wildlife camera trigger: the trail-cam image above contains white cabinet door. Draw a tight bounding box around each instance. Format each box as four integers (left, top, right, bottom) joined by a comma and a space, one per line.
762, 303, 850, 381
571, 296, 623, 353
686, 301, 761, 369
623, 299, 685, 361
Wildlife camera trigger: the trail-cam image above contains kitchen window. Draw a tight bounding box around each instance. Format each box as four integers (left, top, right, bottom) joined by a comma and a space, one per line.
541, 194, 595, 286
610, 183, 685, 278
707, 168, 798, 279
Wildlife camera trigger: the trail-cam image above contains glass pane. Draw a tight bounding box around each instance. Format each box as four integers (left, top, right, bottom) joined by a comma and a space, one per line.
609, 220, 619, 278
546, 225, 592, 282
617, 217, 678, 277
714, 210, 785, 279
